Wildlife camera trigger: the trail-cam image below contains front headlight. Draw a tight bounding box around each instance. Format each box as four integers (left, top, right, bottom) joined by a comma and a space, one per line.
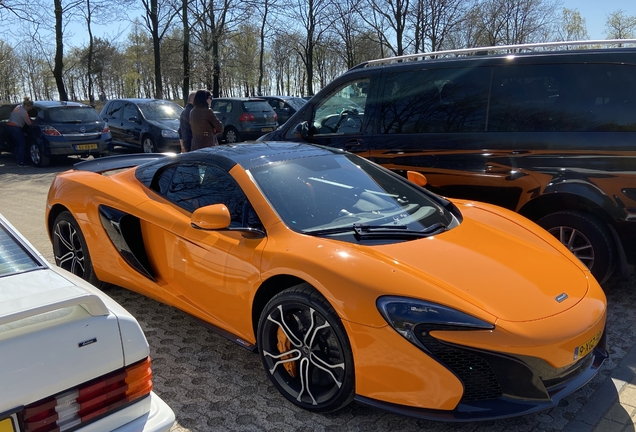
161, 129, 179, 138
377, 296, 494, 347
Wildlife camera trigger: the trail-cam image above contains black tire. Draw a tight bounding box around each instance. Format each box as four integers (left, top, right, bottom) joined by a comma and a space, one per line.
224, 127, 240, 144
30, 142, 50, 167
141, 135, 157, 153
257, 283, 355, 413
537, 211, 616, 284
52, 211, 105, 288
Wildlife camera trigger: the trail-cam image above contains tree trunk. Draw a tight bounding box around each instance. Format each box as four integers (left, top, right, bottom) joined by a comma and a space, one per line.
182, 0, 190, 104
54, 0, 68, 101
86, 0, 94, 105
151, 0, 163, 99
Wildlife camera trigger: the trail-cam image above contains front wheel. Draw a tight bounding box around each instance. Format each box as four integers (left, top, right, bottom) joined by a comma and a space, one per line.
141, 136, 157, 153
30, 142, 50, 167
257, 284, 355, 412
52, 211, 105, 288
538, 211, 616, 284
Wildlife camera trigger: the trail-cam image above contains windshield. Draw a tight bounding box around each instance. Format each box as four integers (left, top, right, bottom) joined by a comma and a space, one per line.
0, 225, 41, 276
286, 98, 306, 110
138, 101, 183, 121
47, 107, 101, 123
249, 153, 457, 239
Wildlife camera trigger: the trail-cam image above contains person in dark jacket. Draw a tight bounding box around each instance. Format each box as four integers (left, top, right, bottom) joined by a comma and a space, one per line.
6, 96, 34, 167
178, 91, 196, 153
190, 89, 223, 150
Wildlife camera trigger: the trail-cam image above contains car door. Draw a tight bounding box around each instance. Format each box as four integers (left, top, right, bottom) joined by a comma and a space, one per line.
140, 159, 266, 335
102, 101, 125, 142
121, 103, 143, 145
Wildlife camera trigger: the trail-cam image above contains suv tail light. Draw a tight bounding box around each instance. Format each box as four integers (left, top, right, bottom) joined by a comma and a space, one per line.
41, 126, 61, 136
21, 357, 153, 432
102, 125, 110, 133
239, 113, 255, 122
273, 113, 278, 122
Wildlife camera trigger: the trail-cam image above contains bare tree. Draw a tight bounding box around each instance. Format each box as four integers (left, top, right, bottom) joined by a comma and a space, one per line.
331, 0, 367, 68
411, 0, 469, 53
140, 0, 179, 98
605, 10, 636, 40
554, 8, 588, 42
361, 0, 411, 56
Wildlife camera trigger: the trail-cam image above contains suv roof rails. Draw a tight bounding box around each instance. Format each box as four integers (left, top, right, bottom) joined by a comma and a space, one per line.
364, 39, 636, 67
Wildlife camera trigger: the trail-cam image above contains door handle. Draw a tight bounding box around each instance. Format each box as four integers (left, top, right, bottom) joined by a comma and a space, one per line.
344, 139, 363, 148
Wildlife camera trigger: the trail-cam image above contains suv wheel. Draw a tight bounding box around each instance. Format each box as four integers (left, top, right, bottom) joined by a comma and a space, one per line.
224, 127, 240, 144
30, 142, 50, 167
142, 136, 157, 153
538, 211, 615, 284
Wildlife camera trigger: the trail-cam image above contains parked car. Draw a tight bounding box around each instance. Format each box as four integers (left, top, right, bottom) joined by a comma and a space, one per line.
260, 96, 307, 125
100, 98, 183, 153
0, 213, 175, 432
45, 143, 607, 421
262, 41, 636, 284
211, 97, 277, 143
0, 101, 112, 167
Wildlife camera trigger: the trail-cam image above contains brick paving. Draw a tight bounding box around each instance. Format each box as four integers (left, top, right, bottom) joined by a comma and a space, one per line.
2, 151, 636, 432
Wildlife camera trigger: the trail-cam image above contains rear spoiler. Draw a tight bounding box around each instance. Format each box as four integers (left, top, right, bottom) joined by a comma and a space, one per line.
74, 153, 176, 174
0, 281, 110, 326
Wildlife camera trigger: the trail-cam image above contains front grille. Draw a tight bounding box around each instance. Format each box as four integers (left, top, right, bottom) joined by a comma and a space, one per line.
414, 328, 502, 402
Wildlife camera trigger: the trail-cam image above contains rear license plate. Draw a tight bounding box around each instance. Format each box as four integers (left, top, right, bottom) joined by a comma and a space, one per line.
0, 417, 17, 432
75, 144, 98, 150
261, 128, 273, 132
574, 330, 602, 360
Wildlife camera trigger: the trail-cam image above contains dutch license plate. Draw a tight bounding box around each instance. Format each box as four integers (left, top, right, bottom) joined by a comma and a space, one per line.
75, 144, 98, 150
0, 417, 16, 432
261, 128, 273, 132
574, 330, 602, 360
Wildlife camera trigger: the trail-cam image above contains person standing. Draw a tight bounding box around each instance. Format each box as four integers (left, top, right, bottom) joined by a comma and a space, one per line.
178, 91, 196, 153
6, 96, 34, 167
190, 89, 223, 150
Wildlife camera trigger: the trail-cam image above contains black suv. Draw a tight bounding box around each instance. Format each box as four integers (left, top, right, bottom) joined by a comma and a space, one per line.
100, 98, 183, 153
263, 41, 636, 284
0, 101, 112, 167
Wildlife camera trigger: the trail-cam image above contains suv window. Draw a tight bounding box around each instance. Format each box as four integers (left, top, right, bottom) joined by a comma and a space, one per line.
310, 79, 369, 136
380, 68, 490, 134
123, 104, 139, 121
489, 63, 636, 132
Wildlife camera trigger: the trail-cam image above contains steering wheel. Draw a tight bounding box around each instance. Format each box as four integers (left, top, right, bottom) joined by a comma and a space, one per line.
333, 109, 361, 131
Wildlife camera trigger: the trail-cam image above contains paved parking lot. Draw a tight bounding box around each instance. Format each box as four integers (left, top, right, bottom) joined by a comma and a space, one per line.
2, 150, 636, 432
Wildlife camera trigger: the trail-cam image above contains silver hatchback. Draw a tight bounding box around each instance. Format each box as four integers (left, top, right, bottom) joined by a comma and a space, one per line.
211, 98, 278, 143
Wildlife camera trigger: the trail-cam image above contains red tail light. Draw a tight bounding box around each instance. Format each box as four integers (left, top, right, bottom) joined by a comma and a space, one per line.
273, 113, 278, 122
41, 126, 61, 136
102, 125, 110, 133
239, 113, 255, 122
22, 357, 153, 432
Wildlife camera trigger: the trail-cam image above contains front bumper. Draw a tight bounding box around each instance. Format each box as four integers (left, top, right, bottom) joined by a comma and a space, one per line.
355, 333, 608, 421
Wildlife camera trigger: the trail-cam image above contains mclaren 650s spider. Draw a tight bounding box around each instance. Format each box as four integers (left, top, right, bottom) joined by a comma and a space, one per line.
45, 142, 608, 421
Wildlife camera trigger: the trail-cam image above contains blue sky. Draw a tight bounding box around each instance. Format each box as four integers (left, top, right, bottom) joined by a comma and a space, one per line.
562, 0, 636, 39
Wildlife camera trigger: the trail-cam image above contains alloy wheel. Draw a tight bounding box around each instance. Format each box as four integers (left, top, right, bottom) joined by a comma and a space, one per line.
548, 226, 595, 270
53, 220, 88, 278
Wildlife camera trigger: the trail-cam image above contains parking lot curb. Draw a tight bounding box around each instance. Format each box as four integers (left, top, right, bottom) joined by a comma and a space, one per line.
563, 344, 636, 432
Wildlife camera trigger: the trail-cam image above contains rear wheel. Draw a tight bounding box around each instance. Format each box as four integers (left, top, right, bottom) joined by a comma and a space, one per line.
257, 283, 355, 413
52, 211, 105, 288
224, 127, 240, 144
538, 211, 615, 284
30, 142, 50, 167
141, 136, 157, 153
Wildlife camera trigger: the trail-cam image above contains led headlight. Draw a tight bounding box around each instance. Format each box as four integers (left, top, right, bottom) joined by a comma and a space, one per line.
161, 129, 179, 138
377, 296, 494, 347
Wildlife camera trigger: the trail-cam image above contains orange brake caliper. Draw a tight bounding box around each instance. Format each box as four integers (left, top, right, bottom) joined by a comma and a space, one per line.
277, 326, 297, 377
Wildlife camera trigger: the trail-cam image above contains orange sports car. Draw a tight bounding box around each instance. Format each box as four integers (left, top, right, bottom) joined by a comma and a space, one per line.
45, 142, 607, 421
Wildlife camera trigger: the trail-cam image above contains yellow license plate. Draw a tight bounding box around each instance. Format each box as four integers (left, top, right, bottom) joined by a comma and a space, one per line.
0, 417, 16, 432
76, 144, 98, 150
575, 330, 602, 360
261, 127, 273, 132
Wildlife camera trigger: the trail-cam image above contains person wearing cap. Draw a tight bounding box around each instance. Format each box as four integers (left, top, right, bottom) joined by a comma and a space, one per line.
6, 96, 34, 167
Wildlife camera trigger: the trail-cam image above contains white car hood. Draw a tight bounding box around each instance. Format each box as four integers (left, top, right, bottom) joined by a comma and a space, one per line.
0, 269, 130, 411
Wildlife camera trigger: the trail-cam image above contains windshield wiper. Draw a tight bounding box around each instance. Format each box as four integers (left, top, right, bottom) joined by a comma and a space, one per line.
305, 222, 447, 239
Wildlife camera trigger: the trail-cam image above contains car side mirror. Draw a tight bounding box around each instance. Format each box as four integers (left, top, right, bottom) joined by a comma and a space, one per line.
191, 204, 231, 230
407, 171, 428, 187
